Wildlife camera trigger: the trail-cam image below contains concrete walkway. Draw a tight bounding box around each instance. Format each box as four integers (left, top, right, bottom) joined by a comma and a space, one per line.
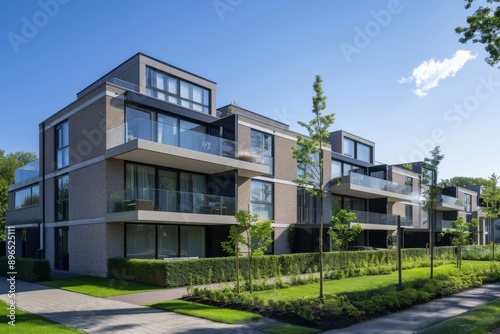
0, 280, 281, 333
324, 281, 500, 334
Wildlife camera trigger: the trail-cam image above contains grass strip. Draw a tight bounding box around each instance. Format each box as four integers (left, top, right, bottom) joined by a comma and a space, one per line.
39, 276, 161, 297
419, 298, 500, 334
0, 300, 83, 333
146, 300, 262, 324
263, 324, 321, 334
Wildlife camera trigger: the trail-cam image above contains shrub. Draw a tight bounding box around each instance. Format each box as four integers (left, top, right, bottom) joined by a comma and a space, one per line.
108, 247, 452, 287
0, 257, 50, 282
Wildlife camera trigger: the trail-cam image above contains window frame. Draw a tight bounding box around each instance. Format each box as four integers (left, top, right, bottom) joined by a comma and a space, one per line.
250, 180, 274, 220
251, 129, 274, 175
55, 121, 69, 169
55, 174, 69, 221
464, 193, 472, 212
124, 223, 206, 259
146, 67, 210, 114
14, 184, 40, 209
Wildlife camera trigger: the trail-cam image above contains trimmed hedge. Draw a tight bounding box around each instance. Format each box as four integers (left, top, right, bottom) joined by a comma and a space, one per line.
462, 245, 500, 261
0, 257, 50, 282
109, 247, 455, 288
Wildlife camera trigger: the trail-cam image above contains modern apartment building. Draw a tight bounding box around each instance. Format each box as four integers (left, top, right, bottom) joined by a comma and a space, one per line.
6, 53, 486, 277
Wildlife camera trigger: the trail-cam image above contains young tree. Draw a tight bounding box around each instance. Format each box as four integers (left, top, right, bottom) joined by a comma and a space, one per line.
442, 216, 478, 269
482, 173, 500, 261
328, 209, 362, 267
456, 0, 500, 67
221, 210, 274, 294
421, 146, 444, 279
292, 75, 335, 300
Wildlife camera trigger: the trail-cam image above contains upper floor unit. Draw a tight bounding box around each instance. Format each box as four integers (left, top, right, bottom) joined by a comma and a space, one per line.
328, 131, 420, 203
39, 53, 274, 179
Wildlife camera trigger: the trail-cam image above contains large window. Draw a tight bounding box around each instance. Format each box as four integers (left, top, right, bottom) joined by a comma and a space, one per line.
296, 144, 319, 183
125, 223, 206, 259
251, 130, 273, 174
180, 226, 205, 257
343, 136, 373, 163
56, 121, 69, 169
464, 193, 472, 212
356, 142, 372, 163
331, 160, 342, 178
251, 180, 273, 220
297, 188, 320, 223
126, 107, 153, 141
146, 67, 210, 114
126, 224, 155, 259
126, 107, 217, 155
332, 195, 366, 214
125, 163, 155, 204
15, 184, 40, 209
56, 175, 69, 221
405, 204, 413, 225
344, 138, 355, 157
125, 162, 208, 214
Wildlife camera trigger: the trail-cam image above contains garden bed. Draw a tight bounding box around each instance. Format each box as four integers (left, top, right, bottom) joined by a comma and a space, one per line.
186, 261, 500, 331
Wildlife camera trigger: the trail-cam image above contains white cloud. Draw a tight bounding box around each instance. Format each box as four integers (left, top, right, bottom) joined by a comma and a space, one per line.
399, 50, 477, 97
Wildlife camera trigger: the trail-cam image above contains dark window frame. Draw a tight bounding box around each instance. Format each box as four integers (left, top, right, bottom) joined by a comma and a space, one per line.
55, 174, 69, 221
251, 129, 274, 176
14, 184, 40, 209
55, 121, 69, 169
250, 179, 274, 220
146, 67, 210, 114
124, 222, 207, 259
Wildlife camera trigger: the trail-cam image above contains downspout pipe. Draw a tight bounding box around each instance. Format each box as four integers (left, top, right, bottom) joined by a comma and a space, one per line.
40, 122, 46, 259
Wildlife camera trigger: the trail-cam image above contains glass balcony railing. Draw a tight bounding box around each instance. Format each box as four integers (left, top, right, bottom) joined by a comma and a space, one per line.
108, 78, 139, 92
107, 119, 271, 169
108, 187, 235, 216
439, 195, 464, 208
297, 207, 321, 224
14, 159, 39, 183
333, 173, 413, 196
350, 210, 412, 227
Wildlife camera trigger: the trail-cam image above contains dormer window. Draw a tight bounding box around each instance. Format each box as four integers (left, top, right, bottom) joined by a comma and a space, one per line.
146, 67, 210, 114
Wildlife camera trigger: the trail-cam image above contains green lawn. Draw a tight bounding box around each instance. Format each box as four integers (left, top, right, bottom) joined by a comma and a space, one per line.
419, 298, 500, 334
253, 261, 493, 301
146, 300, 262, 324
39, 276, 161, 297
0, 300, 83, 333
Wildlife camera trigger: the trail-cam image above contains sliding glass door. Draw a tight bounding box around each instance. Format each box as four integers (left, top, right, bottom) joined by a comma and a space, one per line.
126, 107, 153, 141
158, 169, 177, 211
180, 172, 206, 213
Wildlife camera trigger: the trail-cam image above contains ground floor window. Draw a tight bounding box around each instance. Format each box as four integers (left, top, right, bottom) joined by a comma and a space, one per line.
125, 223, 206, 259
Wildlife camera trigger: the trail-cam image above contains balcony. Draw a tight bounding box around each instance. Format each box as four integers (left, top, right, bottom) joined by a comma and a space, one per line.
107, 188, 236, 225
331, 173, 414, 202
436, 195, 464, 211
106, 119, 269, 177
350, 210, 413, 229
14, 159, 39, 183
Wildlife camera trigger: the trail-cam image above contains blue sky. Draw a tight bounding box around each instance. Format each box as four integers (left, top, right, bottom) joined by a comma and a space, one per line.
1, 0, 498, 181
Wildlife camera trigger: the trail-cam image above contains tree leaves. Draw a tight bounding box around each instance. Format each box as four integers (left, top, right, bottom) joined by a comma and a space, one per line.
456, 0, 500, 66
